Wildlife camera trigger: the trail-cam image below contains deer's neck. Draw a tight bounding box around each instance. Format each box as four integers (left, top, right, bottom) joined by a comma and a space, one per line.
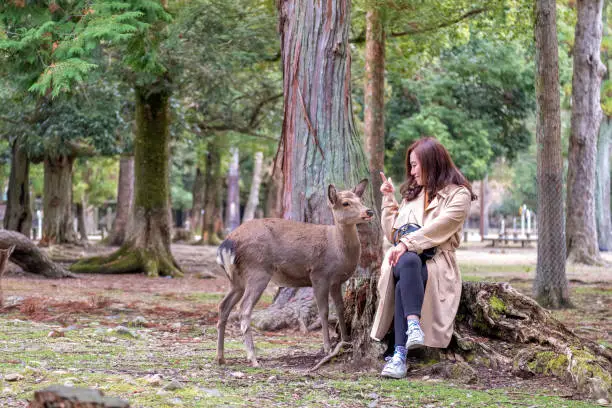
332, 223, 361, 256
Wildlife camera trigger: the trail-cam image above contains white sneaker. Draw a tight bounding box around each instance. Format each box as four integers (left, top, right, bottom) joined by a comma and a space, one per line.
380, 353, 407, 379
406, 320, 424, 350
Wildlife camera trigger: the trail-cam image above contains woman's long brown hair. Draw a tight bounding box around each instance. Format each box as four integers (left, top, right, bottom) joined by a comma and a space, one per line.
399, 137, 477, 203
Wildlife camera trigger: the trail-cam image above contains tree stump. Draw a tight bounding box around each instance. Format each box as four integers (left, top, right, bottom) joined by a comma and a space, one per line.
0, 231, 74, 278
28, 385, 129, 408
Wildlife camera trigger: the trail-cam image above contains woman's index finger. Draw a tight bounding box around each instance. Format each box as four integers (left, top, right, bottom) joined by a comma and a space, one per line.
379, 171, 387, 183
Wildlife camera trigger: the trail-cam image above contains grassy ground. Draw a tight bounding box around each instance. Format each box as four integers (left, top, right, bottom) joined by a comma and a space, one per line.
0, 243, 609, 407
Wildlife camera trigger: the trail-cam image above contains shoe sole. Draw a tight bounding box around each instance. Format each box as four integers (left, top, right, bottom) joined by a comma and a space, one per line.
381, 371, 407, 379
406, 342, 424, 350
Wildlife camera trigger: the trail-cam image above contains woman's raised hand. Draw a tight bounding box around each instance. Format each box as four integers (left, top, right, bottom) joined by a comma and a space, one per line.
380, 172, 395, 197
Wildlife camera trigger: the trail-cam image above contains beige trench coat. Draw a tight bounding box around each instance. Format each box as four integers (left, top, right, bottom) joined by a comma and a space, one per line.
370, 184, 472, 348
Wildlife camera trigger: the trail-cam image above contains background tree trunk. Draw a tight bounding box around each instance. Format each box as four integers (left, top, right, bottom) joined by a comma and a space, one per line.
225, 147, 240, 232
3, 140, 32, 237
75, 200, 88, 243
260, 0, 382, 358
40, 155, 77, 246
109, 154, 134, 246
190, 166, 205, 236
364, 6, 386, 211
202, 137, 223, 245
71, 82, 182, 277
595, 6, 611, 252
596, 117, 612, 251
565, 0, 606, 265
242, 151, 264, 222
533, 0, 570, 308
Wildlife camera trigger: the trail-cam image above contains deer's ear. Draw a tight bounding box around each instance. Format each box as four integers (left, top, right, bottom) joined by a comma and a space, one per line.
328, 184, 338, 205
353, 179, 368, 198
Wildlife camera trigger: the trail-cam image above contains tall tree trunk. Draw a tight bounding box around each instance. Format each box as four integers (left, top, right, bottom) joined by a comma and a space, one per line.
225, 147, 240, 232
40, 155, 77, 246
108, 154, 134, 246
565, 0, 606, 265
202, 137, 223, 245
4, 140, 32, 236
71, 82, 182, 277
364, 6, 385, 211
242, 151, 264, 222
596, 117, 612, 251
190, 166, 205, 236
75, 199, 88, 243
533, 0, 570, 308
595, 4, 611, 252
266, 0, 382, 357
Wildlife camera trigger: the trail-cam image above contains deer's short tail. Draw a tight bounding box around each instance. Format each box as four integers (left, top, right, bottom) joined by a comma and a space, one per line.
216, 239, 237, 281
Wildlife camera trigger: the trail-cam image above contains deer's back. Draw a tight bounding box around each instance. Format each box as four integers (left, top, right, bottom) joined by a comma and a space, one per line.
226, 218, 338, 286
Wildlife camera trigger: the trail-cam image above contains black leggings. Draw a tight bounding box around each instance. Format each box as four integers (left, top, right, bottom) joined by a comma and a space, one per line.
393, 251, 428, 347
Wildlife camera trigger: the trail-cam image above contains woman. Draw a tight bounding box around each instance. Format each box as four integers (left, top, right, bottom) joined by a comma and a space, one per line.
370, 137, 476, 379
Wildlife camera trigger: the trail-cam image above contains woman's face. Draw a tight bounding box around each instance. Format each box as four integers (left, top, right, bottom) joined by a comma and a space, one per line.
409, 151, 423, 186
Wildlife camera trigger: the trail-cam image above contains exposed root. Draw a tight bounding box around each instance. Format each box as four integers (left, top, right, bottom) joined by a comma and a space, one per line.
70, 245, 183, 277
309, 341, 352, 372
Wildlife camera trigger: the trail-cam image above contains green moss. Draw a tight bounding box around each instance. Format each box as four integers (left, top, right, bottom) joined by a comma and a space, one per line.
569, 347, 612, 395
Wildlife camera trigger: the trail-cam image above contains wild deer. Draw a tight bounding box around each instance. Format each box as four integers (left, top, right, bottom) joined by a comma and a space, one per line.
216, 179, 374, 367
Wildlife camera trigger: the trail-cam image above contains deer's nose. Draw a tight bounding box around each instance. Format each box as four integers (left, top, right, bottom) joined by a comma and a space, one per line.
366, 209, 374, 217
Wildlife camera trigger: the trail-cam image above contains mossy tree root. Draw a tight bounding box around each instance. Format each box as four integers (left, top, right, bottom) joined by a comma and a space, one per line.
452, 282, 611, 399
70, 245, 183, 277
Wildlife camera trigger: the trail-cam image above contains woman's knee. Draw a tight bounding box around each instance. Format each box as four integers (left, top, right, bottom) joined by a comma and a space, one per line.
395, 251, 421, 272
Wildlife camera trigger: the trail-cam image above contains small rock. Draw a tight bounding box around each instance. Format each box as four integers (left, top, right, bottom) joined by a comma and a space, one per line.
230, 371, 245, 379
171, 323, 182, 332
48, 330, 65, 338
145, 374, 163, 386
267, 375, 277, 383
368, 401, 378, 408
52, 370, 69, 375
2, 387, 12, 394
170, 397, 183, 405
163, 380, 183, 391
156, 390, 169, 396
5, 374, 24, 382
422, 375, 430, 381
114, 326, 136, 337
202, 388, 222, 397
367, 393, 379, 399
597, 399, 609, 406
5, 296, 24, 307
198, 271, 217, 279
130, 316, 148, 327
63, 380, 75, 387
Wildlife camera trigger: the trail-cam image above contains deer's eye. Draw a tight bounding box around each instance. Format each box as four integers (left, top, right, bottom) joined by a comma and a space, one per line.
342, 202, 350, 207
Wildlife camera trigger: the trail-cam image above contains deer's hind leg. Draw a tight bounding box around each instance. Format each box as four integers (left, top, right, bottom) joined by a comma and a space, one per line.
216, 285, 245, 365
239, 270, 270, 367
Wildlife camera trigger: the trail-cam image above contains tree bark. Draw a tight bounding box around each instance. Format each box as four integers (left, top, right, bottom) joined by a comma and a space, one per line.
265, 0, 382, 357
364, 6, 386, 211
75, 199, 88, 243
565, 0, 607, 265
596, 117, 612, 251
596, 5, 611, 252
201, 137, 223, 245
70, 82, 182, 277
225, 147, 240, 232
40, 155, 78, 246
108, 154, 134, 246
242, 151, 264, 222
190, 166, 205, 236
533, 0, 571, 307
3, 140, 32, 237
0, 230, 74, 278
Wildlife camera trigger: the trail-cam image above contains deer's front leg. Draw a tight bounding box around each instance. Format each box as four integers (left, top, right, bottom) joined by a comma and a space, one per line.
330, 283, 350, 342
313, 283, 331, 354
